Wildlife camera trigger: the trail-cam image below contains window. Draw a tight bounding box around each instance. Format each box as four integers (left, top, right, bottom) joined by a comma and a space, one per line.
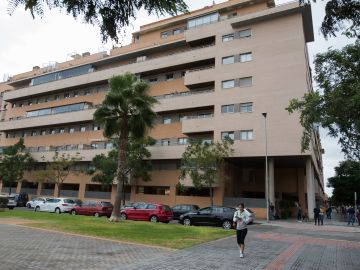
80, 126, 86, 132
59, 128, 65, 134
84, 89, 91, 95
161, 139, 171, 146
160, 31, 168, 38
173, 28, 182, 35
198, 112, 211, 118
240, 102, 253, 113
240, 130, 253, 140
105, 142, 113, 149
64, 93, 70, 99
28, 100, 33, 106
181, 71, 186, 77
54, 95, 60, 101
221, 131, 234, 140
179, 115, 188, 121
222, 56, 235, 65
69, 127, 75, 133
12, 103, 16, 108
31, 131, 37, 136
239, 29, 251, 38
188, 13, 218, 29
165, 74, 174, 81
240, 52, 252, 62
73, 91, 79, 97
202, 139, 212, 145
50, 129, 55, 134
178, 138, 188, 145
93, 125, 101, 131
90, 143, 98, 149
149, 77, 158, 83
239, 77, 252, 87
221, 104, 235, 113
222, 79, 235, 89
41, 130, 46, 136
163, 117, 172, 124
222, 34, 234, 42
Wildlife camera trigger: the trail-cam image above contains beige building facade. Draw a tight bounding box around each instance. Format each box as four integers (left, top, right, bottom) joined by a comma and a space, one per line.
0, 0, 325, 219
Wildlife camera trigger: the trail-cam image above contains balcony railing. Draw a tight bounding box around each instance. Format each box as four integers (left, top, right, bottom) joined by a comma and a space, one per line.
154, 88, 214, 100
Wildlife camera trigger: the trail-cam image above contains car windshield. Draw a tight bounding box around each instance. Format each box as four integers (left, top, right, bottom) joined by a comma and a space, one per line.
64, 199, 75, 204
7, 196, 15, 200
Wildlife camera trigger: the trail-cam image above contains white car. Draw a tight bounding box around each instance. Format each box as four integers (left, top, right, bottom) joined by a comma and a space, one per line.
0, 194, 17, 209
34, 198, 75, 214
26, 197, 49, 208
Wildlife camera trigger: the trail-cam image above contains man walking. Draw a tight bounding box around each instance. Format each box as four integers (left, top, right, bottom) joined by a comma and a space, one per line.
313, 206, 320, 226
347, 206, 355, 226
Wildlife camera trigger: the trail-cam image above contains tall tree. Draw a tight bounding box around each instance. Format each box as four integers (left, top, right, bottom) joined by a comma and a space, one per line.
286, 40, 360, 159
94, 73, 157, 222
88, 137, 155, 206
301, 0, 360, 38
179, 139, 234, 206
327, 160, 360, 205
6, 0, 188, 42
33, 151, 82, 197
0, 138, 34, 194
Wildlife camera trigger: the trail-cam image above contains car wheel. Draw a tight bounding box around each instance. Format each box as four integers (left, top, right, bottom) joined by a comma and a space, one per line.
222, 220, 232, 230
183, 218, 191, 226
27, 204, 31, 209
71, 210, 77, 215
94, 212, 101, 218
120, 213, 127, 220
8, 207, 14, 210
55, 208, 61, 214
35, 206, 40, 212
150, 215, 158, 223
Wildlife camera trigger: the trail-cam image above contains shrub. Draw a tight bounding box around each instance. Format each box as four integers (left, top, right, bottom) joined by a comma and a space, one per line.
0, 197, 9, 208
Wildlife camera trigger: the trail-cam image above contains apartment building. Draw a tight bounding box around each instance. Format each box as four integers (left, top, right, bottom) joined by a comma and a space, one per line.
0, 0, 325, 218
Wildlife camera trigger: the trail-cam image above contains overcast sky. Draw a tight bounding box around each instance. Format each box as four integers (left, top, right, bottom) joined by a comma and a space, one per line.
0, 0, 354, 196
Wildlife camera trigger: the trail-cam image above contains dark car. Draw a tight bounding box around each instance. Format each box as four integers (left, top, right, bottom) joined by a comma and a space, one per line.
172, 204, 200, 220
179, 206, 236, 229
120, 203, 173, 223
15, 193, 29, 207
69, 201, 113, 217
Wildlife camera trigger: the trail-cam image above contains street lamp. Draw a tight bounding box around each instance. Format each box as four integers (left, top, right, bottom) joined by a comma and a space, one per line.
262, 112, 269, 223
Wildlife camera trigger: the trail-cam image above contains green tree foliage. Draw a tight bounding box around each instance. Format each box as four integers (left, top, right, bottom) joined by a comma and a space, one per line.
6, 0, 188, 42
33, 151, 82, 197
327, 160, 360, 205
286, 40, 360, 159
0, 138, 34, 194
301, 0, 360, 38
94, 73, 157, 221
180, 139, 234, 206
88, 137, 155, 205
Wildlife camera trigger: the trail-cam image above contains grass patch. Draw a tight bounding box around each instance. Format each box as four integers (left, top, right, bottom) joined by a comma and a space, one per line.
0, 210, 233, 249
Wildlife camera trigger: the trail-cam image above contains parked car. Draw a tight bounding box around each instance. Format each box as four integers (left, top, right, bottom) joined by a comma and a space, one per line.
172, 204, 200, 220
69, 201, 113, 217
26, 197, 49, 208
4, 195, 17, 210
179, 206, 237, 229
120, 202, 146, 210
34, 198, 75, 213
120, 203, 173, 223
14, 193, 29, 207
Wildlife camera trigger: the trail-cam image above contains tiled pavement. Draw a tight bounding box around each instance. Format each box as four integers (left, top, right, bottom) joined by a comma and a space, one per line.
0, 219, 359, 270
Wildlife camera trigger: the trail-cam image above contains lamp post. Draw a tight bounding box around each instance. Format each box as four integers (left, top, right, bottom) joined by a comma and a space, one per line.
262, 112, 269, 223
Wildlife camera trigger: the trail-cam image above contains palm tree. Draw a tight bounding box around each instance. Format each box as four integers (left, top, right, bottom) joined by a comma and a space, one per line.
94, 73, 157, 221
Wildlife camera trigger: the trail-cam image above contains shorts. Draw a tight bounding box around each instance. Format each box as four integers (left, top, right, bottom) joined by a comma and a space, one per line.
236, 228, 248, 245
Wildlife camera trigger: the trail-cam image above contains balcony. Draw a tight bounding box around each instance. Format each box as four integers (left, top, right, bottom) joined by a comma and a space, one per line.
184, 66, 215, 87
148, 144, 187, 159
3, 43, 216, 102
30, 148, 109, 162
181, 115, 214, 134
154, 88, 215, 112
0, 107, 96, 131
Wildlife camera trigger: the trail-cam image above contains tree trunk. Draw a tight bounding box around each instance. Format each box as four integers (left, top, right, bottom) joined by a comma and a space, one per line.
55, 183, 61, 197
210, 186, 213, 206
109, 123, 128, 222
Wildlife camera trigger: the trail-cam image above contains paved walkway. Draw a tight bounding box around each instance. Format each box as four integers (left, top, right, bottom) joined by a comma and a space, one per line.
0, 218, 359, 270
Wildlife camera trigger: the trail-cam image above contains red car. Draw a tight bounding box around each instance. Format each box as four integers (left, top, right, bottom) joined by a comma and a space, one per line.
69, 201, 113, 217
120, 203, 173, 223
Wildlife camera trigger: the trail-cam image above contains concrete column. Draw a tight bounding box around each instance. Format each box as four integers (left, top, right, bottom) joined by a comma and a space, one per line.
16, 181, 22, 194
78, 182, 86, 201
37, 183, 42, 196
268, 157, 275, 205
297, 169, 306, 210
306, 158, 315, 219
0, 181, 3, 193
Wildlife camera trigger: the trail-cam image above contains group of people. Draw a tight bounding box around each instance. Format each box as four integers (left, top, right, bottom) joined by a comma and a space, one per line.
340, 205, 360, 226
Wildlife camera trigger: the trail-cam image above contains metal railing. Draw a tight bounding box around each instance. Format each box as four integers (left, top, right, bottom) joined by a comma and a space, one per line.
154, 88, 214, 100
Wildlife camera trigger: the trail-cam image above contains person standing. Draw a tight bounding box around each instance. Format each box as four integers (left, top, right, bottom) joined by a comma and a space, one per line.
297, 204, 302, 222
313, 206, 320, 226
347, 206, 355, 226
319, 205, 325, 225
233, 203, 250, 258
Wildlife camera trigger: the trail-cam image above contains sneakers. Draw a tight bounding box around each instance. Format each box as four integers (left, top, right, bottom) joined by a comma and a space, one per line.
240, 253, 244, 258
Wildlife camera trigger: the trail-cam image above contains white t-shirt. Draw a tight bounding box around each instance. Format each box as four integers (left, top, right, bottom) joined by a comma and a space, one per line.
233, 209, 250, 230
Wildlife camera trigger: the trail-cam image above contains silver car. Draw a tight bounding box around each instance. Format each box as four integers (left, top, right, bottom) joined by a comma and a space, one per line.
26, 197, 49, 208
34, 198, 75, 214
6, 195, 17, 210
